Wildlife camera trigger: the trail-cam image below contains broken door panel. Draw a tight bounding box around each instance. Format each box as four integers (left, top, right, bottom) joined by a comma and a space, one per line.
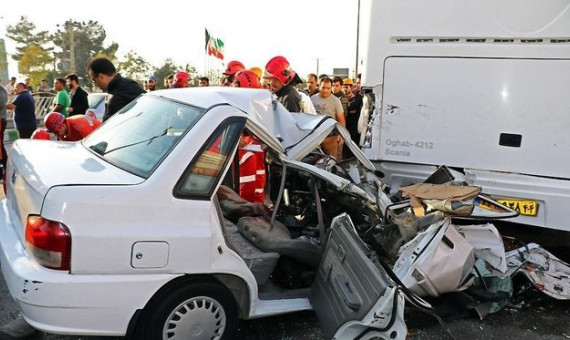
393, 220, 475, 297
310, 214, 407, 340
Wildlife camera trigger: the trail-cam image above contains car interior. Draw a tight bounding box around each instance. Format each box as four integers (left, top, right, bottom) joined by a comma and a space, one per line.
214, 127, 382, 299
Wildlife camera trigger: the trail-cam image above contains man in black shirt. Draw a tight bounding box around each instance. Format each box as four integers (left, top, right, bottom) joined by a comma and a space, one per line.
87, 58, 145, 121
65, 73, 89, 116
264, 56, 301, 112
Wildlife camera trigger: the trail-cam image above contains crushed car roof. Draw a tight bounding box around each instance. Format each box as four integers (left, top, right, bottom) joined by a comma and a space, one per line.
147, 88, 335, 155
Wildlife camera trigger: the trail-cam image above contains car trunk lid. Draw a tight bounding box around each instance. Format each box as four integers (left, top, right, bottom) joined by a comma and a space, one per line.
5, 140, 143, 241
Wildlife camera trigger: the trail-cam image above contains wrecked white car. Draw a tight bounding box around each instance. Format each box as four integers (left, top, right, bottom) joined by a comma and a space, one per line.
0, 88, 567, 339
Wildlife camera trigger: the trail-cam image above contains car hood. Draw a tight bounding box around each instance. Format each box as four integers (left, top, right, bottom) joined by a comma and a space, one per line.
9, 140, 144, 192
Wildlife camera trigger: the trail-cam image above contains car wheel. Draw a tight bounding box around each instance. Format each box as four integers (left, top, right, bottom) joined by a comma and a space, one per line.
136, 280, 238, 340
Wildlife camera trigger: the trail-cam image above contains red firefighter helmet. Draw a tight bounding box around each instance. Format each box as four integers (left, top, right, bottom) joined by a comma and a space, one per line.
264, 56, 296, 86
223, 61, 245, 76
234, 70, 262, 89
44, 112, 66, 133
172, 71, 189, 88
31, 128, 51, 140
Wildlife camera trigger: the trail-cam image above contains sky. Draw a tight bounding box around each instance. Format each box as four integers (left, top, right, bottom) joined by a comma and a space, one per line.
1, 0, 361, 80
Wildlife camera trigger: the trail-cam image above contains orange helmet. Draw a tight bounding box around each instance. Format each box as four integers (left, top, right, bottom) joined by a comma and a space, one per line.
31, 128, 51, 140
44, 112, 66, 133
223, 61, 245, 76
264, 56, 296, 86
234, 70, 262, 88
172, 71, 189, 88
248, 67, 263, 79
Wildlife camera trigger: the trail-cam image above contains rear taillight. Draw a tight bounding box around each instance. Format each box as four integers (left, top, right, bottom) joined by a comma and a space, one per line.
25, 216, 71, 271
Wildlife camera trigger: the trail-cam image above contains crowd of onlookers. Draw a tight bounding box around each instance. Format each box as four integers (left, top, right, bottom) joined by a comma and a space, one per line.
1, 55, 365, 172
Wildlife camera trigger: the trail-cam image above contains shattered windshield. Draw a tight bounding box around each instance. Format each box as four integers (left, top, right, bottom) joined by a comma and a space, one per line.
83, 95, 205, 178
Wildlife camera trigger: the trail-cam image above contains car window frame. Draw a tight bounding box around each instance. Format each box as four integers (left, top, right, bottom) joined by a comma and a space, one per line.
173, 117, 246, 200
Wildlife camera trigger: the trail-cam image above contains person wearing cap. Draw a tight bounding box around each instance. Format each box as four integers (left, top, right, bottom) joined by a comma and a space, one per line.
222, 61, 245, 86
171, 71, 190, 88
43, 111, 101, 142
31, 128, 52, 140
264, 56, 301, 112
87, 57, 145, 121
65, 73, 89, 116
147, 75, 157, 92
248, 67, 263, 79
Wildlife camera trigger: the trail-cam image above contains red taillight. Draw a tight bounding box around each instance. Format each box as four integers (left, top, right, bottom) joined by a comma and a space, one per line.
25, 216, 71, 271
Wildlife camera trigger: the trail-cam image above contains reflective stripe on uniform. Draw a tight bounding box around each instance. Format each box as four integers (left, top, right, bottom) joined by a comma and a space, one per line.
240, 175, 256, 183
239, 151, 255, 165
84, 114, 95, 126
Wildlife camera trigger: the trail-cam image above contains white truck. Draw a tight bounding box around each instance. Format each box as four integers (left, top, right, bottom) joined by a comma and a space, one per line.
359, 0, 570, 231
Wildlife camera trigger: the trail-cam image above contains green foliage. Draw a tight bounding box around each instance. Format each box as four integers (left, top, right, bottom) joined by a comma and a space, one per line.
52, 20, 119, 86
117, 50, 152, 82
153, 59, 180, 89
18, 44, 53, 88
5, 16, 51, 61
4, 17, 205, 89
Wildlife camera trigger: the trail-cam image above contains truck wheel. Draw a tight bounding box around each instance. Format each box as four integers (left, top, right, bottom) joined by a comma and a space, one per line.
137, 280, 238, 340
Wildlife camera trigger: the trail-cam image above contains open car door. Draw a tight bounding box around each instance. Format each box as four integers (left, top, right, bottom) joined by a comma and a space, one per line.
310, 214, 407, 340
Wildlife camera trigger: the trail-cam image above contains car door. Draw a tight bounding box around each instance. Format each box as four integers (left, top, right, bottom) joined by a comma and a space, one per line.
310, 213, 407, 340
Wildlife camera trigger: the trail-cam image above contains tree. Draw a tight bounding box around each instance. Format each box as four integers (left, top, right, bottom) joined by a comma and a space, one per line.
52, 20, 119, 85
184, 63, 199, 86
153, 59, 180, 89
18, 44, 53, 90
5, 16, 51, 62
117, 51, 152, 81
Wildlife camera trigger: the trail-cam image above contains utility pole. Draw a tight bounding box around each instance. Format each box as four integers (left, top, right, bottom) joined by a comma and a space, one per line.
59, 21, 77, 73
69, 24, 76, 73
316, 58, 320, 76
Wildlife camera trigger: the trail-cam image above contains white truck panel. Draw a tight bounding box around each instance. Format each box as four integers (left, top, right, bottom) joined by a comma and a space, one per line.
377, 57, 570, 179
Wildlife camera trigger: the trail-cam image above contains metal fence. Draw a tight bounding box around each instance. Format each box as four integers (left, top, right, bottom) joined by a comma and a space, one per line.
6, 93, 54, 129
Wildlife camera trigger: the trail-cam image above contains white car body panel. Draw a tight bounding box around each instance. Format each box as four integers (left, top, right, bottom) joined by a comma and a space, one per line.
0, 88, 405, 336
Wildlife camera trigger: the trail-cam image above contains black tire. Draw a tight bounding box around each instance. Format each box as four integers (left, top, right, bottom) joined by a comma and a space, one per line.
134, 279, 238, 340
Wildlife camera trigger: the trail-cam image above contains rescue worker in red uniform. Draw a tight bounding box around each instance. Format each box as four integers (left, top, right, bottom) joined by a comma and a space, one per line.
232, 70, 267, 203
222, 61, 245, 86
170, 71, 189, 88
44, 112, 101, 141
31, 128, 51, 140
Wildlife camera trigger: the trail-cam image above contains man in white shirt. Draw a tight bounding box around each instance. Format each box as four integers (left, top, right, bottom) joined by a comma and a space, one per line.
311, 77, 346, 160
4, 77, 16, 95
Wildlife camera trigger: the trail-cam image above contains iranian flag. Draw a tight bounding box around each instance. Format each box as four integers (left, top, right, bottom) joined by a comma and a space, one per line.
205, 29, 224, 60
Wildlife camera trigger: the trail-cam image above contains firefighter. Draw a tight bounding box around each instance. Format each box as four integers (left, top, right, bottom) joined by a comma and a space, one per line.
31, 128, 52, 140
232, 70, 266, 203
171, 71, 190, 88
44, 112, 101, 141
222, 61, 245, 86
